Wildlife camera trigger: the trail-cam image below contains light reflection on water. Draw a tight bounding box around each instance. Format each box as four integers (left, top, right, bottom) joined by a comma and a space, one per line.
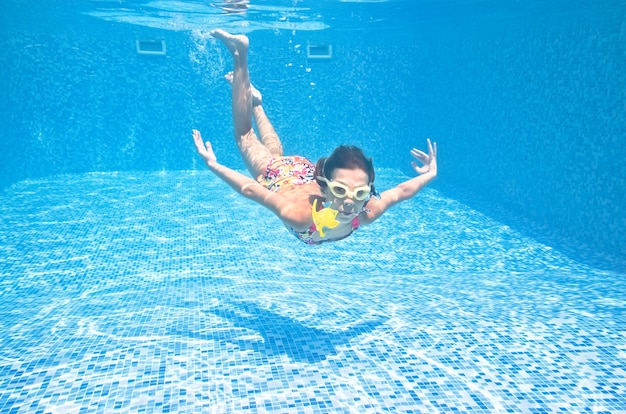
86, 0, 331, 33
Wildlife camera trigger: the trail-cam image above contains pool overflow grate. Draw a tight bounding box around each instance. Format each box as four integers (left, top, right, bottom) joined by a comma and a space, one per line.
136, 39, 167, 56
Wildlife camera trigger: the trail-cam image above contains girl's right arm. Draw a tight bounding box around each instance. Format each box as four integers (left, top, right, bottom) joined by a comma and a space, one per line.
193, 130, 311, 229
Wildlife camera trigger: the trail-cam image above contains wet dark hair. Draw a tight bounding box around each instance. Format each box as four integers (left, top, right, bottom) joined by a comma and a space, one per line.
315, 145, 378, 197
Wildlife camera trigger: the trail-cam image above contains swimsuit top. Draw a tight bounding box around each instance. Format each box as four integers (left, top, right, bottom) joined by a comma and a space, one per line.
291, 216, 361, 245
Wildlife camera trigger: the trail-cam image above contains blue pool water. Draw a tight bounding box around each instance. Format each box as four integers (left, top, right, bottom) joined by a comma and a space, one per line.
1, 0, 626, 412
1, 171, 624, 413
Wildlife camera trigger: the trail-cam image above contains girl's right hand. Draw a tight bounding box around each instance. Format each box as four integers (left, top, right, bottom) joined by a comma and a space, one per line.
193, 129, 217, 167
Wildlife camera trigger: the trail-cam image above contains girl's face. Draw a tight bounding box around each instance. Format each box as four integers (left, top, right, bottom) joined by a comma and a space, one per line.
323, 168, 371, 222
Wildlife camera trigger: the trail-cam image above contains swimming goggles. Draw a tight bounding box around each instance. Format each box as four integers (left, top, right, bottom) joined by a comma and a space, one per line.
317, 177, 371, 201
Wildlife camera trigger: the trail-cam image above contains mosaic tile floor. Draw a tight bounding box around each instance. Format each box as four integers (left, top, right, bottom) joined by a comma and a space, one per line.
0, 171, 625, 413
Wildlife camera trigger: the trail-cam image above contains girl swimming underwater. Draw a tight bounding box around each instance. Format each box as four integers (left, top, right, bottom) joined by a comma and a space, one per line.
193, 29, 437, 245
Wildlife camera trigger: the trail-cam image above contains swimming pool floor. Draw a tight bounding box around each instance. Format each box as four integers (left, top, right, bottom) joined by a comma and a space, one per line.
0, 171, 625, 413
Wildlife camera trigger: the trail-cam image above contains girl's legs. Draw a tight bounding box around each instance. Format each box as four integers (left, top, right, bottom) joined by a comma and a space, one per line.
252, 88, 284, 157
224, 71, 284, 157
211, 29, 273, 177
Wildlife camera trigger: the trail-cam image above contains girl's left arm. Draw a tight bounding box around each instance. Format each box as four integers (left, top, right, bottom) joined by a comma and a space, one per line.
361, 139, 437, 225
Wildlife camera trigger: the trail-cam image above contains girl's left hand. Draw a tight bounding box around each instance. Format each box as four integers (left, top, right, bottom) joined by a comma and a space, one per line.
411, 138, 437, 176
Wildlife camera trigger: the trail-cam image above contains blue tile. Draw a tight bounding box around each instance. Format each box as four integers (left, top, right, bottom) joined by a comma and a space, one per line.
0, 172, 624, 412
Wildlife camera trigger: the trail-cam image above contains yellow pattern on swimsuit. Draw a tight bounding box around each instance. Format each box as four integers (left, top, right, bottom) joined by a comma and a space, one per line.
311, 199, 339, 238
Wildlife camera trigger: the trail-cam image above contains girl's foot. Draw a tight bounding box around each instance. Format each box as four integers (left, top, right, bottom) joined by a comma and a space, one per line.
210, 29, 248, 57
